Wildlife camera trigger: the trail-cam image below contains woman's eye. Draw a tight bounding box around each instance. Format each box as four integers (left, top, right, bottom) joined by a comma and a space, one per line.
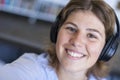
87, 33, 97, 39
66, 27, 77, 33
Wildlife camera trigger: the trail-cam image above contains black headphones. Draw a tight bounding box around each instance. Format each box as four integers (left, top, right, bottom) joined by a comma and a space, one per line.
99, 13, 120, 61
50, 10, 120, 62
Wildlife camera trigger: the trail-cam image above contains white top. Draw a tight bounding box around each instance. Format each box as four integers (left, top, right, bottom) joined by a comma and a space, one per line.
0, 53, 107, 80
0, 60, 5, 68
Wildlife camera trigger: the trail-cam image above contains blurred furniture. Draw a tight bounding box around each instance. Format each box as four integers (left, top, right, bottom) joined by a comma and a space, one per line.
0, 0, 69, 23
0, 38, 43, 63
107, 71, 120, 80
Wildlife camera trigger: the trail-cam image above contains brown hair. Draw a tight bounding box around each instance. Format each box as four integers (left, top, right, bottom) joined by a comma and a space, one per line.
47, 0, 115, 79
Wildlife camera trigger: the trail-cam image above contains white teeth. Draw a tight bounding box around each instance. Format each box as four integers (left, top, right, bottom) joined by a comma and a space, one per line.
67, 50, 83, 58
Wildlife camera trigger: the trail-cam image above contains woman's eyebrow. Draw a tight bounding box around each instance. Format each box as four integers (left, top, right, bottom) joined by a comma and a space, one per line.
86, 28, 103, 37
64, 22, 78, 27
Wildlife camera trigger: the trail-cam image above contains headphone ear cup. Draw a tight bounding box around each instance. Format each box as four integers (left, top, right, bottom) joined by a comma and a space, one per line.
99, 12, 120, 61
50, 18, 59, 43
99, 35, 119, 61
50, 10, 63, 43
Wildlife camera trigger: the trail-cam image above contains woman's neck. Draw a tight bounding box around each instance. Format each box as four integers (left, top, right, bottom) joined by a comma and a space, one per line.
57, 67, 88, 80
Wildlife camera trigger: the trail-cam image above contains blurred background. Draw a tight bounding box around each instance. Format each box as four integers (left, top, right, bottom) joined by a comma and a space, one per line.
0, 0, 120, 79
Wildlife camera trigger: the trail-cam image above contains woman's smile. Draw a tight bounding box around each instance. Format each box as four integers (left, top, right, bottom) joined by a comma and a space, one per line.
65, 49, 86, 60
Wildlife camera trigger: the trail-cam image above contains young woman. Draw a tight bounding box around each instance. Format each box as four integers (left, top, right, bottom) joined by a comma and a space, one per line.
0, 0, 119, 80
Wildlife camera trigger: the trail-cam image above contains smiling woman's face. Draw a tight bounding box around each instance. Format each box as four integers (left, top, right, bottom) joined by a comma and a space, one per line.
56, 11, 106, 73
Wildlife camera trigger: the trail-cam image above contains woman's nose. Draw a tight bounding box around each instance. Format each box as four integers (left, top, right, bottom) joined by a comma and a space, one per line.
70, 33, 86, 47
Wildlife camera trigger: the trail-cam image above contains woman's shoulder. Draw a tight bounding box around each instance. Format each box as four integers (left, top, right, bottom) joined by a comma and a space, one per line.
9, 52, 53, 73
9, 52, 49, 68
17, 53, 49, 64
0, 53, 58, 80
